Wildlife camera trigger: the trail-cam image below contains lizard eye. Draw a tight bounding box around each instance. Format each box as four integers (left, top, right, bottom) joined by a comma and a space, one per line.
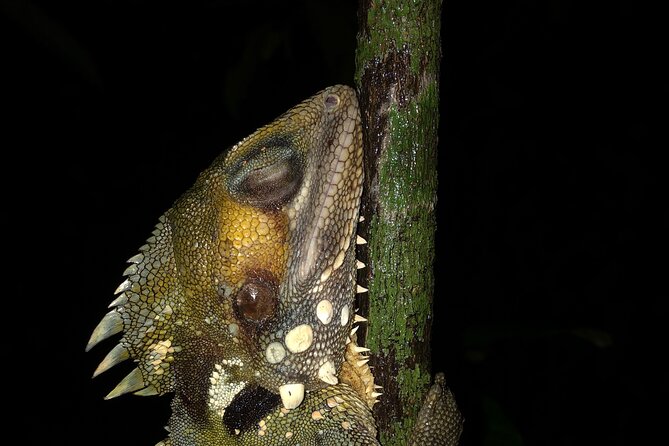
233, 274, 278, 323
238, 156, 300, 206
228, 141, 303, 209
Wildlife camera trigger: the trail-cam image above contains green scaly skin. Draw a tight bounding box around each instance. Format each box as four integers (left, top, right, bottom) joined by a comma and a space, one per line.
88, 85, 462, 445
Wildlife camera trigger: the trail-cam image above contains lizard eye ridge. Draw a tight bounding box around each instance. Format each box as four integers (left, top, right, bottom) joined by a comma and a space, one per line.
233, 272, 278, 324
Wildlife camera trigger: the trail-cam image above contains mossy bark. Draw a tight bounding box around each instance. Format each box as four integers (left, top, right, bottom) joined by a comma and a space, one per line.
355, 1, 443, 445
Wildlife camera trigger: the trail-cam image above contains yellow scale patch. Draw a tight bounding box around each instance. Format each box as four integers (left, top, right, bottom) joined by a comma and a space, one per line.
217, 195, 288, 286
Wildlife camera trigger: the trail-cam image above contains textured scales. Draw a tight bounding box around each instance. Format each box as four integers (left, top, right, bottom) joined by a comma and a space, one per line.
88, 85, 461, 445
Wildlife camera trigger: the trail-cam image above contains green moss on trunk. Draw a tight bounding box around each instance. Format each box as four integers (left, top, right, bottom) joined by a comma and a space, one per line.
355, 1, 442, 444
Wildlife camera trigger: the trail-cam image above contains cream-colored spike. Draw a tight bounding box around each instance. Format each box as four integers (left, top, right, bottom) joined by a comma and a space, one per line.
350, 325, 360, 336
114, 279, 132, 295
318, 361, 339, 385
134, 385, 159, 396
353, 345, 371, 353
108, 294, 128, 308
354, 314, 368, 323
279, 383, 305, 409
356, 285, 368, 294
86, 311, 123, 352
122, 264, 138, 276
93, 343, 129, 378
356, 260, 365, 269
359, 215, 365, 222
356, 359, 370, 367
105, 368, 145, 400
127, 253, 144, 264
371, 391, 383, 398
356, 235, 367, 245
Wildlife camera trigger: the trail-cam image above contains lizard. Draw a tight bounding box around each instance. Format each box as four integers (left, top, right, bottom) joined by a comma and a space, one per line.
87, 85, 462, 445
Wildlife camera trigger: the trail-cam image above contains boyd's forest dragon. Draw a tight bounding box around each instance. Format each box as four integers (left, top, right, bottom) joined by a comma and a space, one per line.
87, 85, 462, 445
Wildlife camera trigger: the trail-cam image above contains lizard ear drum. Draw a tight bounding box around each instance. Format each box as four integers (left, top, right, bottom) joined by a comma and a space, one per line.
232, 270, 278, 324
227, 142, 303, 210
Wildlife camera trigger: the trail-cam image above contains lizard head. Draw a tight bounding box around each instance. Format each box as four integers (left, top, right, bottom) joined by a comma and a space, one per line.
87, 85, 364, 423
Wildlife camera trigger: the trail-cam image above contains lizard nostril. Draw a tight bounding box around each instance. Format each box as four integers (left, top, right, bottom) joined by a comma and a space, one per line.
324, 93, 340, 111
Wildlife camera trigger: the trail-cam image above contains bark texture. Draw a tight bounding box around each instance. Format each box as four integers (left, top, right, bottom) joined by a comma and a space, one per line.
355, 1, 443, 445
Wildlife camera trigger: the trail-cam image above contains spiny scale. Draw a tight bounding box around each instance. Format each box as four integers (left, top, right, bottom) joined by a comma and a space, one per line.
93, 343, 129, 378
134, 385, 159, 396
122, 264, 138, 276
105, 368, 145, 400
107, 294, 127, 308
86, 310, 122, 352
357, 359, 370, 367
354, 314, 368, 323
114, 278, 132, 295
127, 253, 144, 264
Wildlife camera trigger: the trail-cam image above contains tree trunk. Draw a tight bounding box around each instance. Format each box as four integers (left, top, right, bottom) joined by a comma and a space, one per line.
355, 1, 444, 445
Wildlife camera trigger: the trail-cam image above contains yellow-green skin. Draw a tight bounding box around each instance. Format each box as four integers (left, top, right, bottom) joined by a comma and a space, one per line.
88, 85, 461, 445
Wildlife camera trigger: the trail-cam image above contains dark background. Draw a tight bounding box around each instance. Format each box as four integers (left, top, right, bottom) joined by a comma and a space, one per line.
3, 1, 666, 445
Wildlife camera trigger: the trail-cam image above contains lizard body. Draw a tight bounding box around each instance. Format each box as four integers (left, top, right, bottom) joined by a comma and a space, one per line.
88, 85, 461, 445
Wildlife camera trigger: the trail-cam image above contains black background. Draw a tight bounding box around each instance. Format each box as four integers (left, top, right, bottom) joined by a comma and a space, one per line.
3, 1, 666, 445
